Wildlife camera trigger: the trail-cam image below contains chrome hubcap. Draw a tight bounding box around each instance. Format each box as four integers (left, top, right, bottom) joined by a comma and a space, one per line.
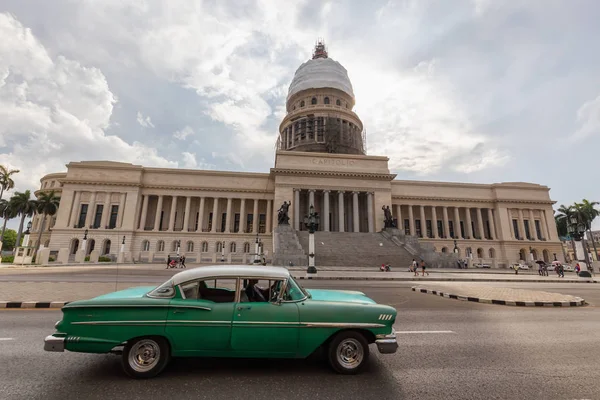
336, 338, 363, 369
128, 339, 160, 372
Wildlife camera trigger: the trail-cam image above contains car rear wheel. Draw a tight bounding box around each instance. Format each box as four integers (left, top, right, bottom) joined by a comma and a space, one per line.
327, 331, 369, 374
121, 337, 170, 379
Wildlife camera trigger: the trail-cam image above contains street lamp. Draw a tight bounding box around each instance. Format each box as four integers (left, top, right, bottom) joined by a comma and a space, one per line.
221, 240, 225, 263
23, 221, 32, 247
118, 235, 126, 264
82, 228, 89, 256
253, 233, 261, 264
303, 204, 320, 274
568, 214, 593, 277
453, 239, 459, 254
176, 240, 181, 258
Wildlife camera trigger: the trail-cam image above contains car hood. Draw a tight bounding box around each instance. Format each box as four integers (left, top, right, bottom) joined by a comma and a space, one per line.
305, 289, 376, 304
91, 286, 156, 300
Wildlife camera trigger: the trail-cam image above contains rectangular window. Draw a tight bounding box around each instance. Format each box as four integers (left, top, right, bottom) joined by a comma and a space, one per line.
449, 221, 455, 238
535, 220, 543, 240
404, 219, 410, 235
524, 220, 531, 240
415, 219, 422, 237
108, 205, 119, 229
513, 219, 520, 239
234, 213, 240, 233
195, 212, 199, 231
460, 221, 465, 238
437, 220, 443, 238
93, 204, 103, 229
208, 212, 213, 231
180, 278, 237, 302
77, 204, 88, 228
426, 220, 432, 238
159, 211, 164, 231
471, 221, 477, 239
247, 214, 253, 233
259, 214, 266, 233
486, 220, 491, 239
221, 212, 227, 232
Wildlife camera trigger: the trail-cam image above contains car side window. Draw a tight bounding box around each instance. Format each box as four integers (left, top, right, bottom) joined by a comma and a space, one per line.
180, 278, 237, 303
240, 279, 284, 303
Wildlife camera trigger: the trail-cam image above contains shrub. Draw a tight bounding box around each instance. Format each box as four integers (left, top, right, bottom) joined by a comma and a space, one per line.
99, 256, 111, 262
49, 256, 55, 262
1, 256, 15, 263
84, 256, 90, 262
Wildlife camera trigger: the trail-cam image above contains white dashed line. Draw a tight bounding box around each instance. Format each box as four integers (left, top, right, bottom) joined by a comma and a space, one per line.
0, 338, 14, 341
395, 330, 455, 334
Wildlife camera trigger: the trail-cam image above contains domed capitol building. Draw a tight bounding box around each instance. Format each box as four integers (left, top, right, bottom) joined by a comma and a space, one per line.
33, 42, 563, 267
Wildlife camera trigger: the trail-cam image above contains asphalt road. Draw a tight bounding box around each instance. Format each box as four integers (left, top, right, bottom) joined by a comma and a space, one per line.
1, 281, 599, 400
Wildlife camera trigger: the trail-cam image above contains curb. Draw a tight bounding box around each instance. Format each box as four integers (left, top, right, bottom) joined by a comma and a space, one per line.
411, 287, 586, 307
0, 301, 70, 309
294, 275, 597, 283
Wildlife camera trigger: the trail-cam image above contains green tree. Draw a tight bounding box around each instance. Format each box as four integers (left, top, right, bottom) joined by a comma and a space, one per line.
555, 204, 574, 262
34, 190, 60, 255
0, 199, 17, 242
1, 229, 17, 251
574, 199, 599, 260
8, 190, 37, 251
0, 165, 20, 201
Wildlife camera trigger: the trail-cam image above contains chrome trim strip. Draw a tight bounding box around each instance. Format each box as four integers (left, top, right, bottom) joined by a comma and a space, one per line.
301, 322, 386, 328
168, 320, 230, 324
71, 320, 166, 325
63, 304, 172, 309
169, 305, 212, 311
232, 321, 298, 325
69, 320, 386, 329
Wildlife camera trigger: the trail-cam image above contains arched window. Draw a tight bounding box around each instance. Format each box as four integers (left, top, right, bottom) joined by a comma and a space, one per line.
488, 248, 496, 259
243, 242, 251, 253
172, 241, 179, 252
542, 249, 550, 263
201, 241, 208, 252
336, 99, 341, 106
187, 241, 194, 252
142, 240, 150, 251
43, 239, 50, 248
87, 239, 95, 255
324, 97, 330, 105
230, 242, 237, 253
441, 247, 448, 253
216, 242, 223, 252
466, 247, 472, 257
70, 239, 79, 255
300, 100, 305, 107
157, 240, 165, 252
477, 248, 484, 258
311, 97, 317, 105
103, 240, 111, 255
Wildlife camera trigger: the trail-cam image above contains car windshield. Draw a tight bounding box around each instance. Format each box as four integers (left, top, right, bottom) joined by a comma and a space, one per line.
286, 276, 309, 300
147, 279, 175, 298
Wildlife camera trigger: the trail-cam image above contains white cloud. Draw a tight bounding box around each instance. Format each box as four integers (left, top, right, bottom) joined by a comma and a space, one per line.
0, 12, 176, 193
572, 94, 600, 141
136, 111, 155, 128
173, 125, 194, 140
179, 151, 215, 170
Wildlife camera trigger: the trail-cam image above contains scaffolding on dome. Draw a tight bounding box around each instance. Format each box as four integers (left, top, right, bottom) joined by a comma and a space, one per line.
312, 39, 328, 59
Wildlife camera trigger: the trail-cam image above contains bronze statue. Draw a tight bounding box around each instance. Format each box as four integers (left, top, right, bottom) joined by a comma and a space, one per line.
277, 201, 291, 225
382, 205, 396, 228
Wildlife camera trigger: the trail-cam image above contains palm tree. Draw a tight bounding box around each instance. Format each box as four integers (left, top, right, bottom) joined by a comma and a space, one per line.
8, 190, 37, 250
575, 199, 599, 260
555, 204, 574, 262
0, 199, 17, 243
34, 190, 60, 255
0, 165, 20, 201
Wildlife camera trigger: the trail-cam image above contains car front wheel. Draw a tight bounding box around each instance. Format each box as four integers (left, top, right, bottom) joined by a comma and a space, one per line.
327, 331, 370, 374
121, 337, 170, 379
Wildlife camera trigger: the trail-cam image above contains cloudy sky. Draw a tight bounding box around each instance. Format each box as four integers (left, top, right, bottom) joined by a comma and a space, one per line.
1, 0, 599, 230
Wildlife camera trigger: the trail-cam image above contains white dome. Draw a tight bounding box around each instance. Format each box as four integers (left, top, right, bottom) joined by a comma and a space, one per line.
287, 57, 355, 101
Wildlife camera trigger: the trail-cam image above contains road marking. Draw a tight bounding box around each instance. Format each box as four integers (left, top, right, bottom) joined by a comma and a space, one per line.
0, 338, 14, 341
395, 330, 455, 334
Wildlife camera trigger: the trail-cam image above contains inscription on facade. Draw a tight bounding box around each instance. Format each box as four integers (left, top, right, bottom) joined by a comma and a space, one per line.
312, 158, 356, 166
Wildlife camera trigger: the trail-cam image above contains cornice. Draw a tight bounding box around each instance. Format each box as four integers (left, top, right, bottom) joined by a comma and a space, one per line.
271, 168, 396, 180
60, 179, 142, 187
392, 179, 549, 191
142, 185, 273, 194
276, 183, 390, 192
392, 195, 554, 205
275, 150, 389, 162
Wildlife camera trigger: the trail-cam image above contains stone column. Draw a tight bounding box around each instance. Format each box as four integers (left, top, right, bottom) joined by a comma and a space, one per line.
431, 206, 439, 238
352, 192, 360, 232
266, 200, 272, 234
101, 192, 112, 228
476, 208, 485, 240
308, 189, 315, 212
465, 208, 473, 239
68, 191, 81, 228
225, 198, 233, 233
252, 199, 259, 234
443, 206, 450, 238
294, 189, 300, 230
367, 193, 374, 233
239, 198, 246, 233
453, 207, 461, 239
139, 195, 149, 230
183, 196, 192, 232
211, 198, 220, 233
508, 209, 516, 239
408, 205, 415, 235
395, 204, 402, 229
85, 192, 97, 228
153, 195, 163, 231
487, 208, 496, 240
338, 191, 345, 233
197, 197, 205, 232
168, 196, 177, 232
518, 209, 526, 240
528, 209, 537, 240
540, 209, 550, 240
117, 193, 126, 228
323, 190, 330, 232
419, 205, 426, 238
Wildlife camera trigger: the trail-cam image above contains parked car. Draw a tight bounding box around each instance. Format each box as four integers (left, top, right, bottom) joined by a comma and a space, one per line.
474, 263, 491, 268
44, 265, 398, 378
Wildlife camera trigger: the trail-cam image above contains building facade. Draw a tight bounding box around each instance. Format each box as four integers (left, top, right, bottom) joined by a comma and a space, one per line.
33, 42, 563, 266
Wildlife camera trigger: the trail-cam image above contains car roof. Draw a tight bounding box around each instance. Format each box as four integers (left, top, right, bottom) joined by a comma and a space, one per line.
171, 265, 291, 286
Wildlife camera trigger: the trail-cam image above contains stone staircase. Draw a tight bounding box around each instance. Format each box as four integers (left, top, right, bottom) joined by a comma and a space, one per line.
381, 228, 458, 268
272, 225, 308, 266
295, 231, 415, 268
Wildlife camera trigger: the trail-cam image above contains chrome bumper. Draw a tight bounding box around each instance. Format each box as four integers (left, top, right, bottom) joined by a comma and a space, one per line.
375, 328, 398, 354
44, 335, 65, 352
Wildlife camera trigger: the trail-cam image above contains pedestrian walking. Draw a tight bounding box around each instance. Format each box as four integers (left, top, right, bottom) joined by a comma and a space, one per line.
543, 263, 548, 276
166, 255, 171, 269
421, 260, 429, 276
411, 259, 418, 276
180, 255, 186, 268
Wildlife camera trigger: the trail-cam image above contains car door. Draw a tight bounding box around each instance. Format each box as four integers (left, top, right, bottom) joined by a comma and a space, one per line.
230, 279, 300, 356
166, 277, 237, 356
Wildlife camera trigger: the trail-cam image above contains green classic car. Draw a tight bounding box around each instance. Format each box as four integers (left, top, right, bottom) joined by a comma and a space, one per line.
44, 265, 398, 378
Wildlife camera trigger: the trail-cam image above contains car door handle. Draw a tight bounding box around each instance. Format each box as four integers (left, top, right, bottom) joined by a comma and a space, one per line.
237, 306, 252, 311
173, 310, 186, 314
